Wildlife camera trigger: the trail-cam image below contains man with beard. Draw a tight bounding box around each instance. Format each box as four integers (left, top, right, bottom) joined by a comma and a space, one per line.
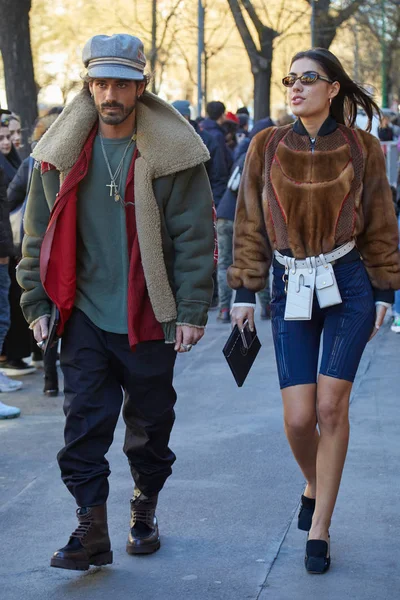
17, 34, 215, 571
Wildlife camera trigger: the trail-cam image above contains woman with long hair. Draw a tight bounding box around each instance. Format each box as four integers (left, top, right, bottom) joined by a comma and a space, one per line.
229, 48, 400, 573
0, 115, 21, 185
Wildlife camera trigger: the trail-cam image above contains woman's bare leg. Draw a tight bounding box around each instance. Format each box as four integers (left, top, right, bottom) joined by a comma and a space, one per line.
282, 383, 319, 498
308, 374, 352, 542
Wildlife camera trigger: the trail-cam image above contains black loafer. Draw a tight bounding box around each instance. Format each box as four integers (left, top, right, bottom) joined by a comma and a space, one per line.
305, 539, 331, 574
298, 495, 315, 531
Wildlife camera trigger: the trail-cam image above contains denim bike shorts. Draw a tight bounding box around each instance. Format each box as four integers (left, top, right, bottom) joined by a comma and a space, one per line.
271, 258, 375, 389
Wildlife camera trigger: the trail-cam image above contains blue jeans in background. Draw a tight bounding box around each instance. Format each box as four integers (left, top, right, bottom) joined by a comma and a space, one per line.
0, 262, 11, 349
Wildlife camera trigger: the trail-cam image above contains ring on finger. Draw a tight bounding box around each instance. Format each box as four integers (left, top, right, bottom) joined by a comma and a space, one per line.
181, 343, 192, 352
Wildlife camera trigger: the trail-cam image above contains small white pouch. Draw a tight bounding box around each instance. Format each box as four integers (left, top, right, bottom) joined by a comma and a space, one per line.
315, 254, 342, 309
284, 258, 316, 321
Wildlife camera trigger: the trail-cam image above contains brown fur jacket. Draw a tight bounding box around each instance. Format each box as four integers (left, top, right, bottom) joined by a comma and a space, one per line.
227, 117, 400, 294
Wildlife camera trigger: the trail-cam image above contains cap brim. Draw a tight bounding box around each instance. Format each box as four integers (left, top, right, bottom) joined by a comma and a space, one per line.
87, 64, 144, 81
0, 108, 12, 115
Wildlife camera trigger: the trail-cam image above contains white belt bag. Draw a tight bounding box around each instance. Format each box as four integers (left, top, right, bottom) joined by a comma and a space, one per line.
274, 240, 356, 321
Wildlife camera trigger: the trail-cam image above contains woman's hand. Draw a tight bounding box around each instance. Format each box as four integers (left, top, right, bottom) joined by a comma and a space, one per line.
230, 306, 255, 332
368, 304, 388, 341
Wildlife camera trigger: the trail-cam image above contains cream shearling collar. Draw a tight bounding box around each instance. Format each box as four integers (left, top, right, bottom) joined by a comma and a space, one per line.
32, 89, 210, 177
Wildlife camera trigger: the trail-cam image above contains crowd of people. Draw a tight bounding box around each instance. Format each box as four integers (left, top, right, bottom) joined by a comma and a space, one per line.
0, 107, 63, 420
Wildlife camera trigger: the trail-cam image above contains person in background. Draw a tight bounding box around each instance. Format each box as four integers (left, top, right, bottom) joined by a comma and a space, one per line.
225, 112, 239, 125
0, 114, 21, 186
201, 101, 232, 207
0, 112, 32, 377
222, 117, 239, 156
0, 110, 23, 419
216, 119, 273, 323
392, 168, 400, 332
171, 100, 226, 209
378, 115, 394, 142
8, 109, 63, 395
236, 113, 250, 144
9, 115, 22, 151
276, 113, 295, 127
0, 123, 34, 377
236, 106, 250, 116
200, 101, 233, 309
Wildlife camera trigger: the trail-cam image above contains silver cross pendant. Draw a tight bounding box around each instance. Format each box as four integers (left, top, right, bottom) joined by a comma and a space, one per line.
106, 181, 117, 197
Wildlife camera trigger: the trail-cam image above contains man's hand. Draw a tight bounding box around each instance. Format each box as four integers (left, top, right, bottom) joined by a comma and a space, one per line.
33, 317, 50, 344
230, 306, 255, 332
174, 325, 204, 353
368, 304, 387, 342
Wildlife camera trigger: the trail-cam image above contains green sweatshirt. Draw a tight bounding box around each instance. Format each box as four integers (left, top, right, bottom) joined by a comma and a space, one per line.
75, 134, 135, 333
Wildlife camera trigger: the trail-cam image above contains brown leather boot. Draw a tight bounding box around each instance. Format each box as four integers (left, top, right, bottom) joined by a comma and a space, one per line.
51, 505, 113, 570
126, 489, 160, 555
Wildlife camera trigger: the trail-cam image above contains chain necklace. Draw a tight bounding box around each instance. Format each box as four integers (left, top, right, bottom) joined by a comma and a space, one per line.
100, 131, 136, 203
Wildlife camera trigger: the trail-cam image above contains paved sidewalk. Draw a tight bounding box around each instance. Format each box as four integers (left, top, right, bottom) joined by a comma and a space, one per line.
0, 315, 399, 600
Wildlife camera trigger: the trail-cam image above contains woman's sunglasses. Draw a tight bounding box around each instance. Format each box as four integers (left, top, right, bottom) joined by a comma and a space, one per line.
282, 72, 333, 88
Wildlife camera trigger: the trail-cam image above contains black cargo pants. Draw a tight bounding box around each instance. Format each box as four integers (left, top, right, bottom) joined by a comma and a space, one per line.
57, 309, 177, 507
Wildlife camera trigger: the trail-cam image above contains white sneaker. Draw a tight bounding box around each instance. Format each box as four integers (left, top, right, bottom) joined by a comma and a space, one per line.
391, 316, 400, 334
0, 400, 21, 419
0, 372, 23, 392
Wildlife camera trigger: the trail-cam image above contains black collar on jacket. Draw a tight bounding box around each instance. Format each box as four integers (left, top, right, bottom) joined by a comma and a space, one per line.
293, 114, 337, 137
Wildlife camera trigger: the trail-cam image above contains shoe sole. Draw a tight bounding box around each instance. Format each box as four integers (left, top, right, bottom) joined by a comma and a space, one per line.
126, 539, 161, 555
0, 368, 36, 376
50, 550, 113, 571
0, 413, 20, 419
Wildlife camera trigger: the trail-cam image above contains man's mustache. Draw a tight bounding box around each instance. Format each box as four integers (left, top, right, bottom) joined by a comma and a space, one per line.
101, 102, 124, 110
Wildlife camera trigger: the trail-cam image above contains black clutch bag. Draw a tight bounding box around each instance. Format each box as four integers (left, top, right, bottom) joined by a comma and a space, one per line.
223, 322, 261, 387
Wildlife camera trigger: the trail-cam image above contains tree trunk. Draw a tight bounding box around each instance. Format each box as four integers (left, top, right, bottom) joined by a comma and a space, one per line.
253, 66, 271, 121
313, 13, 337, 48
0, 0, 37, 159
204, 54, 208, 108
227, 1, 276, 122
252, 28, 274, 121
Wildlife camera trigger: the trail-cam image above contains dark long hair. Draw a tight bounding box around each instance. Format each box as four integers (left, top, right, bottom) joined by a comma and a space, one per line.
291, 48, 381, 132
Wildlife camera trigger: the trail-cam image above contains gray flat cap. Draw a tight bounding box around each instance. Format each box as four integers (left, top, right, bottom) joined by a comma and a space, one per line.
83, 34, 146, 81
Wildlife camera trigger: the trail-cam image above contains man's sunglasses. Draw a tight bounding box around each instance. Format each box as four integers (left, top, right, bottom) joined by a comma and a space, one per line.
282, 72, 333, 88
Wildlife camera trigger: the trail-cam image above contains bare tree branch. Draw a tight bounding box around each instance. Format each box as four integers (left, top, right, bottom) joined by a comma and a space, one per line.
227, 0, 259, 59
157, 0, 184, 52
242, 0, 265, 35
174, 40, 197, 86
